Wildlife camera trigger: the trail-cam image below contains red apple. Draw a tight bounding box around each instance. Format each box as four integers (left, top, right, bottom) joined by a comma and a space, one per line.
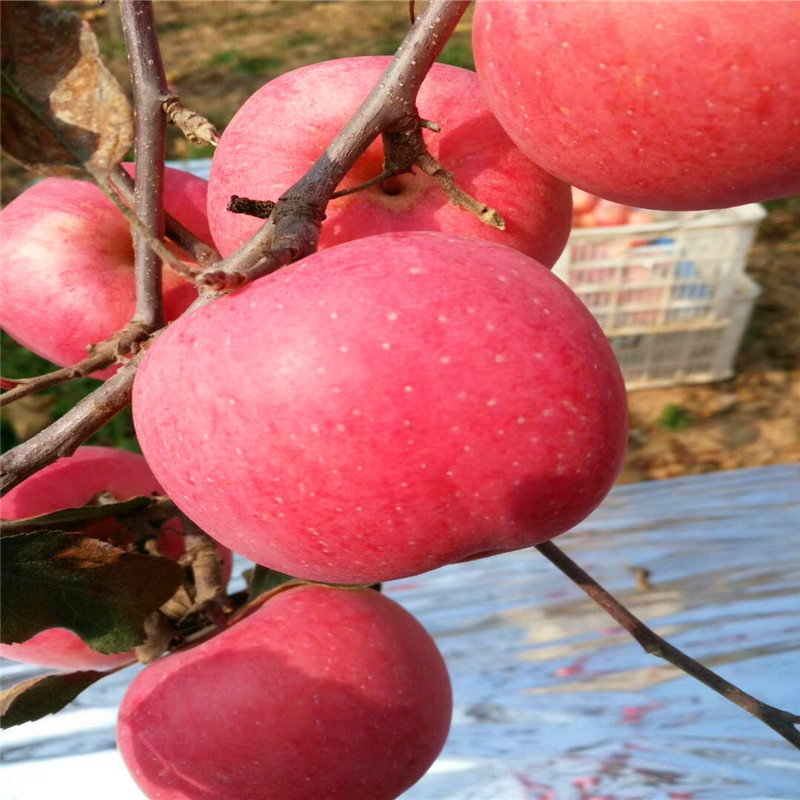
473, 1, 800, 210
207, 56, 572, 267
117, 584, 452, 800
133, 231, 628, 585
0, 446, 231, 671
0, 165, 210, 379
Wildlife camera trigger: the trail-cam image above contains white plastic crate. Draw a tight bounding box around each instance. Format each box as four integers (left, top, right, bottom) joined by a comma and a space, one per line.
554, 204, 766, 331
608, 277, 760, 390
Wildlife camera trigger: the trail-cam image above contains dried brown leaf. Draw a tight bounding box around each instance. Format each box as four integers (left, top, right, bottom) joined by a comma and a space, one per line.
0, 1, 134, 178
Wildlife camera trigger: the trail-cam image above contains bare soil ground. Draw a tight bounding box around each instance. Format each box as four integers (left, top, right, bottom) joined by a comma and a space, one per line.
2, 1, 798, 484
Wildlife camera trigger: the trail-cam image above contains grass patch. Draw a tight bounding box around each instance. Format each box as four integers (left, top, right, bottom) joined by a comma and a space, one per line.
206, 50, 283, 77
439, 40, 475, 70
658, 403, 692, 432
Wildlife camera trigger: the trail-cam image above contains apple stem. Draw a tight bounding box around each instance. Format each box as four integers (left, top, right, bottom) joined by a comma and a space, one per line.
416, 150, 506, 230
180, 514, 230, 610
535, 541, 800, 749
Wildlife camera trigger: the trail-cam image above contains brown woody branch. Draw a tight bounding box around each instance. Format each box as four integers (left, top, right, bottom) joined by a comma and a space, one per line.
121, 0, 170, 332
536, 541, 800, 749
0, 321, 150, 408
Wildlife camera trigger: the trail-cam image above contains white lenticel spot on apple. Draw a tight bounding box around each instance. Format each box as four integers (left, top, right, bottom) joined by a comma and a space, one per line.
387, 311, 398, 321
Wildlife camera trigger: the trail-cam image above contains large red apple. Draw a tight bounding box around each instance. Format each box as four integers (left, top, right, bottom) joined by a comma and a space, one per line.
0, 165, 210, 378
473, 1, 800, 210
0, 447, 231, 671
133, 232, 628, 585
117, 584, 452, 800
207, 56, 572, 266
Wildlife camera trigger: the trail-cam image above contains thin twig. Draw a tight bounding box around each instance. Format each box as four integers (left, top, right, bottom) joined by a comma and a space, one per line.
0, 321, 150, 408
536, 541, 800, 749
161, 94, 220, 147
110, 165, 221, 269
121, 0, 169, 331
330, 167, 412, 199
0, 292, 214, 497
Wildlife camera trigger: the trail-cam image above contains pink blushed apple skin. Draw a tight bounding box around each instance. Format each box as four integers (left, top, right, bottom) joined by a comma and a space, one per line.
0, 165, 210, 379
0, 447, 231, 671
133, 232, 628, 585
473, 1, 800, 210
117, 584, 452, 800
207, 56, 572, 266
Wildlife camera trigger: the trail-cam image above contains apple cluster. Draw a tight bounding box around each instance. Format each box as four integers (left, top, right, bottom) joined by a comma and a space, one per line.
3, 3, 799, 798
572, 188, 657, 229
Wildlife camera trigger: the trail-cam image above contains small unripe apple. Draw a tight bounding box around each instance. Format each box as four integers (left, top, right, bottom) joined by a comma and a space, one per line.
133, 232, 628, 585
208, 56, 572, 266
0, 166, 210, 378
117, 584, 452, 800
0, 447, 231, 671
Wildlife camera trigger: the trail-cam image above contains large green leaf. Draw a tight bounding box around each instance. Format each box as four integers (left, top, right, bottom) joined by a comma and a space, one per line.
1, 531, 183, 653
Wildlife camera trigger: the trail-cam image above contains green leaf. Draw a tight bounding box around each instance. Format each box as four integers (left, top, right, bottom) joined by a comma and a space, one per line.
247, 565, 296, 602
0, 1, 134, 178
1, 670, 108, 729
1, 531, 183, 653
0, 495, 157, 536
